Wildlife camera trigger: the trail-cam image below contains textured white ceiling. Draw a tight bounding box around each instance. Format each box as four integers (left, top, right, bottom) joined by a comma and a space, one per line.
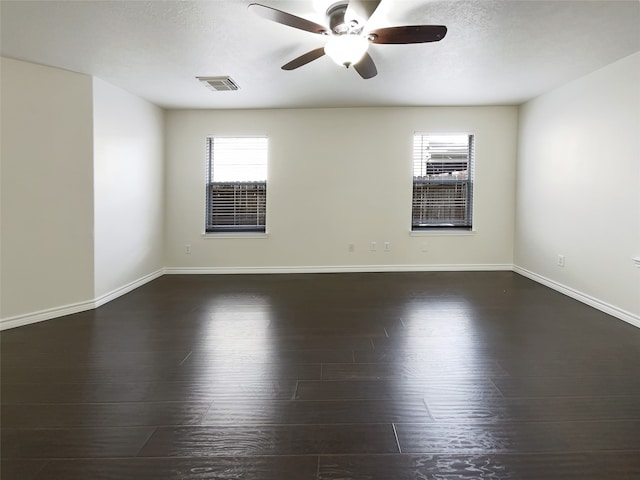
1, 0, 639, 109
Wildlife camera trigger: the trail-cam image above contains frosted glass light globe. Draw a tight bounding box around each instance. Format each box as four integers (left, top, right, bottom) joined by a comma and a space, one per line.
324, 34, 369, 67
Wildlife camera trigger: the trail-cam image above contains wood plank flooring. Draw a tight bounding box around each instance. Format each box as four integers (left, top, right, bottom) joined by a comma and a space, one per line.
2, 272, 639, 479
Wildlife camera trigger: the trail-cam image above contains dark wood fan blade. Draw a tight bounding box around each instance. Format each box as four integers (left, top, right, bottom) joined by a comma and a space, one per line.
354, 52, 377, 79
368, 25, 447, 44
282, 47, 326, 70
249, 3, 328, 35
345, 0, 382, 24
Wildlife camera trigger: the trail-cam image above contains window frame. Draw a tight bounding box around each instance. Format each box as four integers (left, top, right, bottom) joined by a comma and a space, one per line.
205, 136, 268, 234
411, 133, 475, 232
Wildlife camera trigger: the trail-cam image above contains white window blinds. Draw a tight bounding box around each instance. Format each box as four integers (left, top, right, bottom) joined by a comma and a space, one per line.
205, 136, 268, 233
412, 134, 474, 230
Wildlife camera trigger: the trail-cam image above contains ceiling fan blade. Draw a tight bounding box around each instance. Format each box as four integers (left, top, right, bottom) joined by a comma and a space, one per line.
282, 47, 326, 70
354, 52, 377, 79
248, 3, 328, 35
368, 25, 447, 44
345, 0, 382, 24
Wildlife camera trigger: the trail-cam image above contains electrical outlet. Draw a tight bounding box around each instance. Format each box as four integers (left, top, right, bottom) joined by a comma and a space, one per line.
384, 242, 391, 252
185, 244, 191, 254
370, 241, 377, 251
557, 254, 565, 267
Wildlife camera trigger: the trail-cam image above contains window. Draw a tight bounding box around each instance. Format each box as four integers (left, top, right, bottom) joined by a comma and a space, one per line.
205, 136, 268, 233
412, 133, 474, 230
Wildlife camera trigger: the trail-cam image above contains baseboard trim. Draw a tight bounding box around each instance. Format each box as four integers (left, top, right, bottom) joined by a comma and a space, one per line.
0, 268, 165, 331
94, 269, 165, 308
0, 300, 96, 331
164, 264, 514, 275
3, 265, 637, 331
513, 265, 640, 329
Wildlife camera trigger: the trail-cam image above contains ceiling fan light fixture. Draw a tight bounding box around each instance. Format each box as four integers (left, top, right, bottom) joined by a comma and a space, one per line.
324, 34, 368, 68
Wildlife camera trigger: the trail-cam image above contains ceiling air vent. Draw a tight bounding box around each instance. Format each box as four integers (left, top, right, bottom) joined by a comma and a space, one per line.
197, 76, 239, 92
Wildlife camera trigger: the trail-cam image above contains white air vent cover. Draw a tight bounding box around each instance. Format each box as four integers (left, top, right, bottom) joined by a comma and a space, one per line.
197, 76, 239, 91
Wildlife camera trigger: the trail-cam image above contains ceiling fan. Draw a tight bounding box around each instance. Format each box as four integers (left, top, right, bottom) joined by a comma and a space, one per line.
248, 0, 447, 79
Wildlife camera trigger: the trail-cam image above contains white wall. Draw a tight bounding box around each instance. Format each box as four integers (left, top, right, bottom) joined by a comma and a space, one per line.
93, 78, 164, 300
164, 106, 518, 271
515, 52, 640, 321
1, 57, 95, 321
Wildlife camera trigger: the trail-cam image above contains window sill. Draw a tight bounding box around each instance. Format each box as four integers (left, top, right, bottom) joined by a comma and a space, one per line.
410, 230, 475, 237
203, 232, 269, 239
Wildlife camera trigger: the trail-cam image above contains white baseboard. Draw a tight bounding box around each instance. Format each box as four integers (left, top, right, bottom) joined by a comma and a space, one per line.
164, 264, 514, 275
513, 265, 640, 329
3, 265, 637, 331
0, 300, 96, 331
93, 269, 165, 308
0, 268, 165, 331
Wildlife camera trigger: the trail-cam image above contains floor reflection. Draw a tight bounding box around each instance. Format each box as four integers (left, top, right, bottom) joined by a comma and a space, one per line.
188, 294, 279, 424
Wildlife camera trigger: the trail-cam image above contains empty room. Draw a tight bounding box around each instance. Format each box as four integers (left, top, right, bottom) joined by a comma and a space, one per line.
1, 0, 639, 479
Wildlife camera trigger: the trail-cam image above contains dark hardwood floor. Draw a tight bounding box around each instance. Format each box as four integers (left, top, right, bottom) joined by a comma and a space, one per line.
2, 271, 639, 479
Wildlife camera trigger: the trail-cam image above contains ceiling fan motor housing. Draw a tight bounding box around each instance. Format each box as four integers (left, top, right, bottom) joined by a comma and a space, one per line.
327, 2, 350, 34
